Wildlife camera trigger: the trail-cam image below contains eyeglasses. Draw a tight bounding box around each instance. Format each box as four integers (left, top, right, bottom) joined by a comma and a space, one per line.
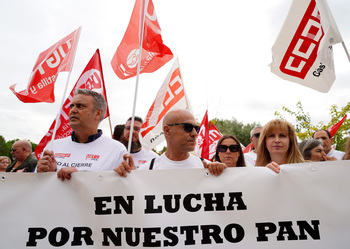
11, 148, 18, 152
167, 123, 200, 133
252, 133, 260, 138
125, 126, 141, 132
217, 144, 240, 153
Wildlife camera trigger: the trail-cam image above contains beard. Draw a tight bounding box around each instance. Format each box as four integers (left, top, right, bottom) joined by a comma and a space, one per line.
121, 137, 142, 153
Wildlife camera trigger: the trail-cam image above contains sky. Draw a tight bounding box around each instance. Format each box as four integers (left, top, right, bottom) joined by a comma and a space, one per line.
1, 0, 349, 148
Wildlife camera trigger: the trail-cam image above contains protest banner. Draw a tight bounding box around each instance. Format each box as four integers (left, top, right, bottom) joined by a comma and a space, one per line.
1, 161, 349, 248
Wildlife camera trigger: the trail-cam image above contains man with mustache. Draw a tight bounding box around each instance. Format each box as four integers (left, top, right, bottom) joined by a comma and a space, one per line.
115, 109, 226, 176
37, 89, 126, 180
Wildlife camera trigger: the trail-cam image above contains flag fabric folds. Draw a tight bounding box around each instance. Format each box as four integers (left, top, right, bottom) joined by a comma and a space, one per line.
270, 0, 343, 93
327, 114, 347, 137
111, 0, 173, 80
243, 143, 254, 153
34, 49, 109, 158
10, 27, 81, 103
196, 111, 210, 160
140, 57, 193, 151
208, 121, 223, 160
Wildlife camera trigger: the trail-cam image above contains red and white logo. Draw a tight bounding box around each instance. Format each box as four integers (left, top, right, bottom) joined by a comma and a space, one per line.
279, 0, 323, 79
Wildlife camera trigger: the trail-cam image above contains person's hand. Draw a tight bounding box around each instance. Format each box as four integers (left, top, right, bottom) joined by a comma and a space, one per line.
266, 162, 280, 174
325, 156, 337, 161
203, 161, 228, 176
57, 167, 78, 181
37, 150, 57, 173
114, 154, 136, 177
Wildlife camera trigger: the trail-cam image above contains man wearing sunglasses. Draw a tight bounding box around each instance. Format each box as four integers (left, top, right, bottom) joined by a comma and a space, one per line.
115, 109, 227, 176
6, 140, 37, 172
244, 125, 263, 167
117, 116, 158, 168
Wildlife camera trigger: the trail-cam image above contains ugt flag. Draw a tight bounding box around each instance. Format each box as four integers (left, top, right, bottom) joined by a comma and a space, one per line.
140, 57, 193, 151
34, 49, 109, 158
111, 0, 173, 79
10, 27, 81, 103
196, 111, 210, 160
270, 0, 342, 93
208, 121, 223, 160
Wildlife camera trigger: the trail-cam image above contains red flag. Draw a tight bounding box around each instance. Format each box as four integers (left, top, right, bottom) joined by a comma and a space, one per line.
208, 121, 222, 160
196, 111, 210, 160
111, 0, 173, 79
243, 143, 254, 153
327, 115, 347, 137
271, 0, 343, 92
140, 57, 192, 151
10, 27, 81, 103
34, 49, 109, 158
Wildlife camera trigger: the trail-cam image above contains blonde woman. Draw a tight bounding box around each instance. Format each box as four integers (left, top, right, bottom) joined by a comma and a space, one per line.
255, 119, 304, 173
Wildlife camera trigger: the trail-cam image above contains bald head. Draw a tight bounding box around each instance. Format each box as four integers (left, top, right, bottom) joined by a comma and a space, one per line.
13, 140, 32, 152
11, 140, 33, 162
163, 109, 194, 129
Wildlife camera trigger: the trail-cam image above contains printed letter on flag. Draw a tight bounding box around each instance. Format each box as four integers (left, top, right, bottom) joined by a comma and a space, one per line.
270, 0, 343, 92
34, 49, 109, 158
140, 57, 193, 151
208, 121, 223, 160
196, 111, 210, 160
327, 114, 347, 137
111, 0, 173, 79
10, 27, 81, 103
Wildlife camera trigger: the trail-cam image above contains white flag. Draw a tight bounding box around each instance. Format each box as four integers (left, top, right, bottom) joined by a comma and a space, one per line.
270, 0, 343, 92
140, 57, 193, 151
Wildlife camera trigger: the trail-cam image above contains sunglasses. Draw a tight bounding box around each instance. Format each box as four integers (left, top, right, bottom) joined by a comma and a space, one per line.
217, 144, 240, 153
11, 148, 18, 152
252, 133, 260, 138
168, 123, 200, 133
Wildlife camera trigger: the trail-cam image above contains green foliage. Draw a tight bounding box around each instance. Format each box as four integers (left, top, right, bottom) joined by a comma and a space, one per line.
211, 118, 260, 147
274, 101, 350, 151
0, 136, 10, 157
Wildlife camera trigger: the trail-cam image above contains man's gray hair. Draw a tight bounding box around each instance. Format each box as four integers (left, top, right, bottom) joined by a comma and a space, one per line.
75, 89, 107, 122
250, 125, 263, 138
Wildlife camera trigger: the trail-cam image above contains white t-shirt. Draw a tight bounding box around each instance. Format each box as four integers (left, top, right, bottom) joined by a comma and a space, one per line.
327, 148, 345, 160
131, 148, 159, 169
244, 150, 257, 167
47, 135, 127, 172
138, 153, 204, 170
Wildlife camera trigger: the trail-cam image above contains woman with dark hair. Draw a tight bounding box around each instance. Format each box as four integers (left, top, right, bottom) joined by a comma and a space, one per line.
299, 139, 328, 161
212, 135, 246, 167
255, 119, 304, 173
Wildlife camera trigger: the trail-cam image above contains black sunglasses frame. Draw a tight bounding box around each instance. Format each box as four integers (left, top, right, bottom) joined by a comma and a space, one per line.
217, 144, 240, 153
252, 133, 260, 138
167, 123, 200, 133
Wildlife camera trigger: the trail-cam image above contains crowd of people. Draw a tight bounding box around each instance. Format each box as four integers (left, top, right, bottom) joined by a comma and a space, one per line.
1, 89, 349, 177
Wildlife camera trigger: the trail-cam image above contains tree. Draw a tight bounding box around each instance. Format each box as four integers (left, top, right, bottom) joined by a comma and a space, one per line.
0, 136, 10, 157
274, 101, 350, 151
211, 118, 260, 147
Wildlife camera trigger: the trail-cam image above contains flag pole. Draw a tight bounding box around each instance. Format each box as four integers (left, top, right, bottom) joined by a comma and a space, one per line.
127, 0, 147, 155
341, 42, 350, 63
50, 27, 82, 150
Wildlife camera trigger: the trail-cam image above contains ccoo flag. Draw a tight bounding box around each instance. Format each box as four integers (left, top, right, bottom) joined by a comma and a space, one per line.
208, 121, 223, 160
10, 27, 81, 103
34, 49, 109, 158
271, 0, 343, 92
140, 57, 193, 151
111, 0, 173, 80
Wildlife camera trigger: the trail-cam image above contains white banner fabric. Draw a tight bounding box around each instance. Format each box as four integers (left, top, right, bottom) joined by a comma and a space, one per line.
1, 160, 350, 248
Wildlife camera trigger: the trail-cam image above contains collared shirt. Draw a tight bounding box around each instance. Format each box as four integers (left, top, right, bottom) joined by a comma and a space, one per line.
71, 129, 103, 143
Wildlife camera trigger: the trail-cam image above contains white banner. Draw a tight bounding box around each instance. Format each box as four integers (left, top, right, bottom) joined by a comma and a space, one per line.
1, 161, 350, 248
